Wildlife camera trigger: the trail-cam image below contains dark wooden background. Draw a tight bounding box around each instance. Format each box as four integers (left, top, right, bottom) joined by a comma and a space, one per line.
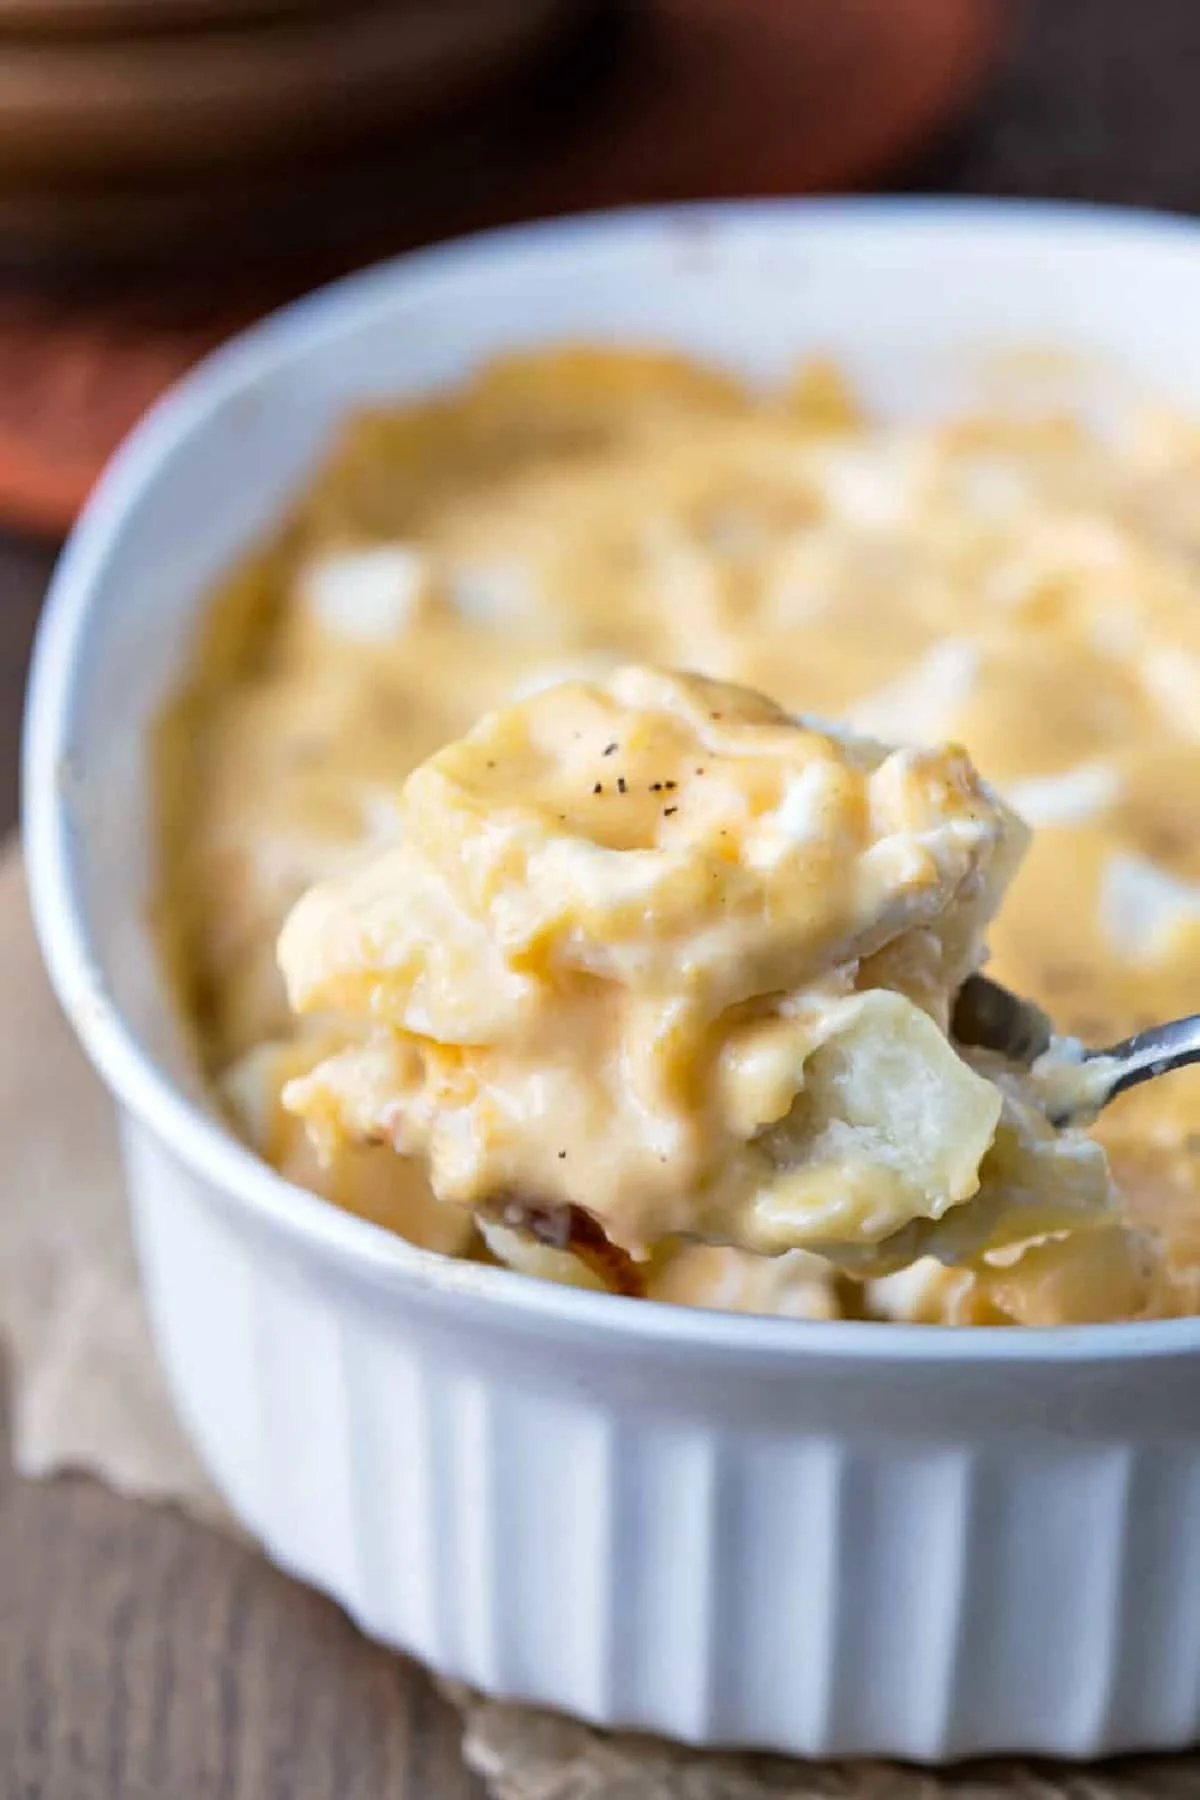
7, 2, 1200, 1792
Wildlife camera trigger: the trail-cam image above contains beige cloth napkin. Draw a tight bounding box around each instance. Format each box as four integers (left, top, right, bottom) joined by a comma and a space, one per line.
0, 838, 219, 1514
1, 835, 1191, 1798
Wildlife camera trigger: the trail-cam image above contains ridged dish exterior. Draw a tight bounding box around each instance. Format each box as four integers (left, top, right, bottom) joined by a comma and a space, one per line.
124, 1116, 1200, 1760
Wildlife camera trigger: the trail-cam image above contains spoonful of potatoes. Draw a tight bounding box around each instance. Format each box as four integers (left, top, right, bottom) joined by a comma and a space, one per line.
277, 668, 1120, 1287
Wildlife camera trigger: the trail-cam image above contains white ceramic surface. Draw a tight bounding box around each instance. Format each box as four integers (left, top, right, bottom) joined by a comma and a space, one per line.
23, 200, 1200, 1761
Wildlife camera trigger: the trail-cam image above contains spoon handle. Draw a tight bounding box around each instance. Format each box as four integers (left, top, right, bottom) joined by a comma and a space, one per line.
1093, 1013, 1200, 1104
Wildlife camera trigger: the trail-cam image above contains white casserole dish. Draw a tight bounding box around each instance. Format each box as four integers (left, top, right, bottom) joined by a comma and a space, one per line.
24, 199, 1200, 1762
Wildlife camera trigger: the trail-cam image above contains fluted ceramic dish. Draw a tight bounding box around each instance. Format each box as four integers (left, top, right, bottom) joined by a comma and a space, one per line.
23, 199, 1200, 1762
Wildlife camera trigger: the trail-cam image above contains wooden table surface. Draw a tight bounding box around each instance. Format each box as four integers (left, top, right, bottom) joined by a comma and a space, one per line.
7, 3, 1200, 1793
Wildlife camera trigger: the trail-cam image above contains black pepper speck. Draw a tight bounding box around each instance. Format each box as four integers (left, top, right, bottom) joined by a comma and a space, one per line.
618, 777, 627, 794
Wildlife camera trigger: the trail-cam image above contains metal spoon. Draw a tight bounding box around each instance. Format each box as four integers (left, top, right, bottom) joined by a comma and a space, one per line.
952, 973, 1200, 1124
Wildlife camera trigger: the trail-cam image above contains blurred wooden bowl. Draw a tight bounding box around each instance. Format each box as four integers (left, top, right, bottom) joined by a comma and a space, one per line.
0, 0, 334, 34
0, 0, 1006, 533
0, 135, 511, 267
0, 0, 583, 178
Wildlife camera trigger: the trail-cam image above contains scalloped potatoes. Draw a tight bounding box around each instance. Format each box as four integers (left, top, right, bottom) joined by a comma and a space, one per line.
277, 668, 1115, 1275
158, 347, 1200, 1324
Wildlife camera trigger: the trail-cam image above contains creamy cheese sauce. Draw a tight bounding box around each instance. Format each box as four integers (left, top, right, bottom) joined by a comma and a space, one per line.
157, 346, 1200, 1324
278, 668, 1119, 1278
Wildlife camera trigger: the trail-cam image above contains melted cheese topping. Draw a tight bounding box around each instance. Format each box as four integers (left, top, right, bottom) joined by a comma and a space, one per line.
157, 347, 1200, 1325
277, 668, 1114, 1270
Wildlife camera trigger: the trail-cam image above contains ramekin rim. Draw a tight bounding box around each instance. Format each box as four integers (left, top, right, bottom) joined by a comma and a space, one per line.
23, 194, 1200, 1366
